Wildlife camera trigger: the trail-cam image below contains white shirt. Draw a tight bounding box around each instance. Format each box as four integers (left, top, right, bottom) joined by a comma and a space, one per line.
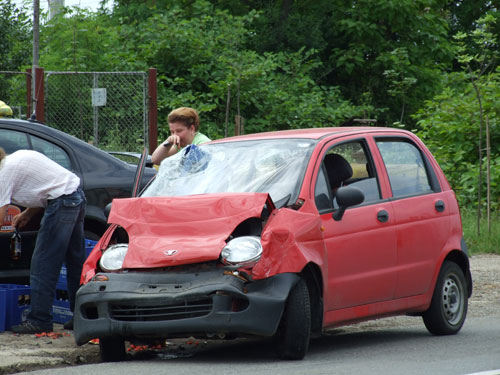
0, 150, 80, 208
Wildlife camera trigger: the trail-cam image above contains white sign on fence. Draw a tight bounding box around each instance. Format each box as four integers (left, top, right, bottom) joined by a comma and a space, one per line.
91, 88, 107, 107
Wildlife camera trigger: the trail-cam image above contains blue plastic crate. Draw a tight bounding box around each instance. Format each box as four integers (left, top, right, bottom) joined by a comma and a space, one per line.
57, 239, 98, 286
0, 284, 31, 330
52, 288, 72, 324
0, 289, 6, 332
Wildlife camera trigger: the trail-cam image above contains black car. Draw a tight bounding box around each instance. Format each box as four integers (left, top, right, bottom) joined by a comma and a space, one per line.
0, 118, 156, 283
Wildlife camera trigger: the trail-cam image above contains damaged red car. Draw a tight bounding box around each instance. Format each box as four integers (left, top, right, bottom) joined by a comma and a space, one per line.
73, 127, 472, 362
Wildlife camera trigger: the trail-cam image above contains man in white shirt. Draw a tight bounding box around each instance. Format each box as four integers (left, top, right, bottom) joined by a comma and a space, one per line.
0, 147, 87, 333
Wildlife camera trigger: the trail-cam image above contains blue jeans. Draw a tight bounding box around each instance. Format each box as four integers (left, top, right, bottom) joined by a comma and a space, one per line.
28, 187, 86, 326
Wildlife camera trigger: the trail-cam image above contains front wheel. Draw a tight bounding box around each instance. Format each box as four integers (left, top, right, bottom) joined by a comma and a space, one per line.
275, 277, 311, 360
99, 337, 126, 362
423, 261, 468, 335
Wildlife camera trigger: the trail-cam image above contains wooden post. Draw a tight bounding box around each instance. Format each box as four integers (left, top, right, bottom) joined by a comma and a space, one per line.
234, 115, 244, 136
35, 67, 44, 122
26, 68, 32, 118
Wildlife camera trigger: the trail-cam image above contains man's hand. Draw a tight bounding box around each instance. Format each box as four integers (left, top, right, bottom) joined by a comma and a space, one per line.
12, 207, 42, 229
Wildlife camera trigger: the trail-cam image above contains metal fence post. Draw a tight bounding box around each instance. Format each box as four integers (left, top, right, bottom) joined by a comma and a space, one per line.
148, 68, 158, 152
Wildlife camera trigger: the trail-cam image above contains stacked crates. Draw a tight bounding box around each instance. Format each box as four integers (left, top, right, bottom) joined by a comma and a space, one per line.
52, 239, 97, 324
0, 284, 31, 331
0, 239, 98, 330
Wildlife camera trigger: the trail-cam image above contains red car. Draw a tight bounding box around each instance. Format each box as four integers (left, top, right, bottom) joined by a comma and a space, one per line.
74, 127, 472, 361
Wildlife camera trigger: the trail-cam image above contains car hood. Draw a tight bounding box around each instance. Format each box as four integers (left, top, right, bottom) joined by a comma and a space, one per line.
108, 192, 273, 269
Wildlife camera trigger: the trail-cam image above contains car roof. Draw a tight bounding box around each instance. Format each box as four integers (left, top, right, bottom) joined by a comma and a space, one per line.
0, 118, 158, 177
209, 126, 410, 143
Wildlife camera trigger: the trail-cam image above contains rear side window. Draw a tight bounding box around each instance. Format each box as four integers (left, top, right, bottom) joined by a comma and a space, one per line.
376, 139, 432, 198
31, 136, 71, 170
0, 129, 29, 153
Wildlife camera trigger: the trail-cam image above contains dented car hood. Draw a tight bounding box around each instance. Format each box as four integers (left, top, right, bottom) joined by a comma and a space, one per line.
108, 192, 273, 268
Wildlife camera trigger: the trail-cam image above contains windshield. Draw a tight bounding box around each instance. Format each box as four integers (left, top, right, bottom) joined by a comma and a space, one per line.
142, 139, 316, 206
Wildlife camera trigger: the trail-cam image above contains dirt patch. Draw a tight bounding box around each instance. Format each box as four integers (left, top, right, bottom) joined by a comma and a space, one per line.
1, 254, 498, 374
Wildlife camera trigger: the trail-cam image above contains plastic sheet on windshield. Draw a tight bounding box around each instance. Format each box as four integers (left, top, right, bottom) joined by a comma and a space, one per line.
142, 140, 315, 204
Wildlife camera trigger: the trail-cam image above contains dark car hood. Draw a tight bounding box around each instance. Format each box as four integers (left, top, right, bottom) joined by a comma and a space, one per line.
108, 192, 272, 268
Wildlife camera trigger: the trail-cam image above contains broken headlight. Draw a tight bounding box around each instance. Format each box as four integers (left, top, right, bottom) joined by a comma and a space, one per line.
100, 243, 129, 271
221, 236, 262, 268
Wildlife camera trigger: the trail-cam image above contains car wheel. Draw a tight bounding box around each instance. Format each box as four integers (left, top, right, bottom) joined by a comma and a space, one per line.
99, 337, 126, 362
84, 230, 101, 241
275, 277, 311, 360
423, 261, 468, 335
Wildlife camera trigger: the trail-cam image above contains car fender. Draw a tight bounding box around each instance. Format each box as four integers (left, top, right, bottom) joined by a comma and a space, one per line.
253, 207, 326, 280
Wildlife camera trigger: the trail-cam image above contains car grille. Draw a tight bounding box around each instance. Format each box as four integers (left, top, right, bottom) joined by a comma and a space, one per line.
110, 298, 213, 321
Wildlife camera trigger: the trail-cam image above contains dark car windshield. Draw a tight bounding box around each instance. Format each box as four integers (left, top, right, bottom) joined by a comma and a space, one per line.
142, 139, 315, 205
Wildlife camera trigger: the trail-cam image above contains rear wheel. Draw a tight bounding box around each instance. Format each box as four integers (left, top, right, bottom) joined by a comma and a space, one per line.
423, 261, 468, 335
99, 337, 126, 362
275, 278, 311, 360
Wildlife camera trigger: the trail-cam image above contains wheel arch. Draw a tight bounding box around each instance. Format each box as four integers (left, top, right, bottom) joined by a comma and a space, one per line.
83, 210, 109, 240
300, 262, 324, 334
442, 250, 473, 298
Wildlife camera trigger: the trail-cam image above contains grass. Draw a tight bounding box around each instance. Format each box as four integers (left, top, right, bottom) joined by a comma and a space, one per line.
461, 209, 500, 255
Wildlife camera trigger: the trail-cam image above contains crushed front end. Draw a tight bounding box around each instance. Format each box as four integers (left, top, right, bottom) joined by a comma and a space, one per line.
74, 265, 298, 345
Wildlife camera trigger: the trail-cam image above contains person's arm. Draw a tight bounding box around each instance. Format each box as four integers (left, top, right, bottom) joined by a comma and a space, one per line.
12, 207, 43, 229
151, 135, 180, 165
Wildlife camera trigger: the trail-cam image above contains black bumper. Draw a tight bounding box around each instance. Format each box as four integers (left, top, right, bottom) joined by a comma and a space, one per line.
74, 269, 299, 345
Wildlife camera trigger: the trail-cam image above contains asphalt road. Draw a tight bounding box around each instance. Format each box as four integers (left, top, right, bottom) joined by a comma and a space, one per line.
16, 315, 500, 375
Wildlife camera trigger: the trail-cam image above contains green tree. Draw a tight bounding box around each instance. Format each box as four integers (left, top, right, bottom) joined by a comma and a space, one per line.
98, 0, 363, 138
414, 70, 500, 214
219, 0, 456, 127
454, 13, 499, 233
0, 0, 32, 116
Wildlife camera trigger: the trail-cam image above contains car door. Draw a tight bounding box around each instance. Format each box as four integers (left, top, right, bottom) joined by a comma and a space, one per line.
314, 137, 398, 311
374, 136, 450, 298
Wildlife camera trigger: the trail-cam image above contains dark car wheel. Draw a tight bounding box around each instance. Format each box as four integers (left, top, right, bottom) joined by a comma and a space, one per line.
423, 261, 468, 335
275, 277, 311, 360
100, 337, 126, 362
84, 230, 101, 241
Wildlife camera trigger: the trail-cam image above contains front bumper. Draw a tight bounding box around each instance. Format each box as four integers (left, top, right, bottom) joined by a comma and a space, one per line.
74, 268, 298, 345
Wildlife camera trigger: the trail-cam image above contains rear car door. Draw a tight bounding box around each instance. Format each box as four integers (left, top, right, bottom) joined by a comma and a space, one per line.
314, 137, 397, 310
374, 136, 450, 298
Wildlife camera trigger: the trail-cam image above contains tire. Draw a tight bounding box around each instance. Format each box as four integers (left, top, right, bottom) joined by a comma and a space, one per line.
99, 337, 126, 362
275, 278, 311, 360
423, 261, 468, 335
84, 230, 101, 241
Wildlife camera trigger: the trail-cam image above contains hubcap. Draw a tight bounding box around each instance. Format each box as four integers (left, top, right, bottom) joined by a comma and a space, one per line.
442, 274, 463, 325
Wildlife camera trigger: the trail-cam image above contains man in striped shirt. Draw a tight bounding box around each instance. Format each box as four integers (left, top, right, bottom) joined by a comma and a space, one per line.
0, 147, 86, 333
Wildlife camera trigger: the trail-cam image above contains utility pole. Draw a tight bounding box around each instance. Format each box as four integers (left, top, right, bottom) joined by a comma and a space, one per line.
32, 0, 40, 117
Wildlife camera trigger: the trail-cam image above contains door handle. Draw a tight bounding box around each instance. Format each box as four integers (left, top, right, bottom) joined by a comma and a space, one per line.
435, 200, 445, 212
377, 210, 389, 223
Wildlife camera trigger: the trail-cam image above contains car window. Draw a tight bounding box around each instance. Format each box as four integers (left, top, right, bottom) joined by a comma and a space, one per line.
30, 136, 72, 170
0, 129, 29, 153
315, 140, 381, 211
376, 139, 432, 198
314, 166, 332, 211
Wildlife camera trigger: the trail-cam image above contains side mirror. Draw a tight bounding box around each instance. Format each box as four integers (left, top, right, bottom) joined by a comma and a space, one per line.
332, 186, 364, 221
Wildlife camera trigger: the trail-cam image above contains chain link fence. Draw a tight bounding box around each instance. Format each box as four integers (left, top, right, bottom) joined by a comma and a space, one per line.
0, 71, 30, 119
45, 71, 149, 152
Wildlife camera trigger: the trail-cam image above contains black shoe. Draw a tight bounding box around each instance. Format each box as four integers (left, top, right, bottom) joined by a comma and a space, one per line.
11, 320, 53, 334
63, 318, 73, 330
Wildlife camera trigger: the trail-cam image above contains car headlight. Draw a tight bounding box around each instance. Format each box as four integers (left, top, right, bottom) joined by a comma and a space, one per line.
99, 244, 129, 271
221, 236, 262, 268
